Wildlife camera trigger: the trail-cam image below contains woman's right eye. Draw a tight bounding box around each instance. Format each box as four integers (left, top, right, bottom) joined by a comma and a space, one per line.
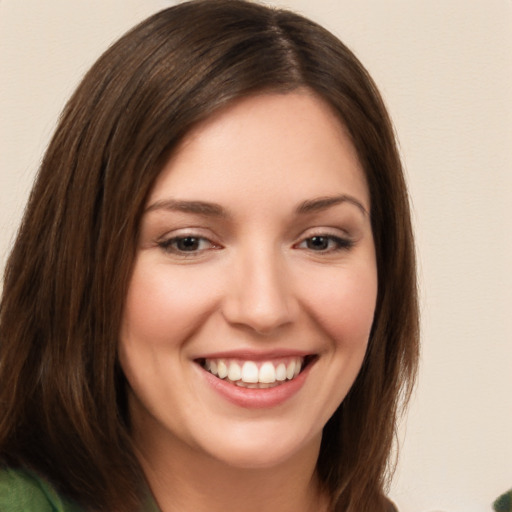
158, 236, 217, 255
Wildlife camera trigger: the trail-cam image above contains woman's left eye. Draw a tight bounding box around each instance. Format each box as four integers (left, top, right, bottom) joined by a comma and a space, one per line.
297, 235, 353, 252
158, 236, 215, 254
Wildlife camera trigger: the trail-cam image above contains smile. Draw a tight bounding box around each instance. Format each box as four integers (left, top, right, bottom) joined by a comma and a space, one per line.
199, 356, 315, 389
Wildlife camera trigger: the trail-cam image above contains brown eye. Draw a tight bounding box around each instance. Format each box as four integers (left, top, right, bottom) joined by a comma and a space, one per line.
175, 237, 201, 251
306, 236, 330, 251
297, 235, 354, 252
159, 236, 215, 255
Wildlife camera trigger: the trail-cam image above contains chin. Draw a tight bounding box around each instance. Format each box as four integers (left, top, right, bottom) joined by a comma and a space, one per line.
193, 423, 322, 471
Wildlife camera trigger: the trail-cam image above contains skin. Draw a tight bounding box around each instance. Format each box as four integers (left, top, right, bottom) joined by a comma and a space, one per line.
119, 91, 378, 512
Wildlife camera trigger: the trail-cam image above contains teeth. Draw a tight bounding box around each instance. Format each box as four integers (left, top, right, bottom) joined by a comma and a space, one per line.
259, 362, 276, 383
241, 361, 259, 383
286, 360, 296, 380
257, 382, 277, 389
217, 360, 228, 379
276, 363, 287, 381
294, 359, 302, 377
227, 361, 241, 381
234, 380, 279, 389
203, 357, 306, 386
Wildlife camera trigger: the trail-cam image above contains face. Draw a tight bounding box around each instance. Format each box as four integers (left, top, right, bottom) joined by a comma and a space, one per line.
119, 91, 377, 471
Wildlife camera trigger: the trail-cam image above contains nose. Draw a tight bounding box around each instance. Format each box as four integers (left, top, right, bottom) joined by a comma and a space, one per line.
221, 247, 297, 335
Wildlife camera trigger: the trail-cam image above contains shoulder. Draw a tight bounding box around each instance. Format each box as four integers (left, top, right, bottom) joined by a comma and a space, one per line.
0, 467, 83, 512
385, 497, 399, 512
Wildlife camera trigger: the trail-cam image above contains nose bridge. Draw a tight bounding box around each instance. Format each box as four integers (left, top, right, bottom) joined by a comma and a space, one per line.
223, 242, 295, 334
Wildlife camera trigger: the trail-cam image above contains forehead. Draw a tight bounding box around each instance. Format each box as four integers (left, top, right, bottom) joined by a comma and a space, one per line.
148, 91, 370, 214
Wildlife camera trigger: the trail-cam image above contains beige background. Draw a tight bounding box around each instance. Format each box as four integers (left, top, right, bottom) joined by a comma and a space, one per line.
1, 1, 511, 510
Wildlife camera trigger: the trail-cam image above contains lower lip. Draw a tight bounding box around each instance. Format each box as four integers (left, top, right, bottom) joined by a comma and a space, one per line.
199, 362, 313, 409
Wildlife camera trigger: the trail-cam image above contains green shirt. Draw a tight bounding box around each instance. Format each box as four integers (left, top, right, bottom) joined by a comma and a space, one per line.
0, 467, 160, 511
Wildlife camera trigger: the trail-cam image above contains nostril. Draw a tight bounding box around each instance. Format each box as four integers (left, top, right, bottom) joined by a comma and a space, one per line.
221, 303, 295, 335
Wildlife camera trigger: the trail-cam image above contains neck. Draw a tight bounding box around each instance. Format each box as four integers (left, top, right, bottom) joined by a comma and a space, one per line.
134, 424, 329, 512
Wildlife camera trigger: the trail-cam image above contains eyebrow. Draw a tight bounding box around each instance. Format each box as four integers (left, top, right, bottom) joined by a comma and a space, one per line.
145, 194, 368, 218
296, 195, 368, 217
145, 199, 228, 217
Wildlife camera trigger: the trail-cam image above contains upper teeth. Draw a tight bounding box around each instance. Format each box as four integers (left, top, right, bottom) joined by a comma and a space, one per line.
204, 358, 303, 385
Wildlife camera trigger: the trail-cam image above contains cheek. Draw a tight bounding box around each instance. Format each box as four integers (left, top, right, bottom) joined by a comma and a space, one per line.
300, 264, 377, 347
121, 261, 219, 345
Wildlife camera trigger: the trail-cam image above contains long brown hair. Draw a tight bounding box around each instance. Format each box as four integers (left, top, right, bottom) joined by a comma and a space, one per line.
0, 1, 419, 510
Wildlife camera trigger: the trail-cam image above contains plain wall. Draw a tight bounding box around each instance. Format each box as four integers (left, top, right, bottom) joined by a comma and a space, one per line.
1, 1, 511, 511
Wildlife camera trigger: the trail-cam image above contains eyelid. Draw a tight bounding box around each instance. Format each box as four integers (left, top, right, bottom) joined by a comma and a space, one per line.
156, 229, 222, 257
293, 228, 356, 253
296, 235, 353, 251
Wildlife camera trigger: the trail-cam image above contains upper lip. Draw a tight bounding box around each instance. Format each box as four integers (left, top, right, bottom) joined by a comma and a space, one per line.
193, 349, 314, 361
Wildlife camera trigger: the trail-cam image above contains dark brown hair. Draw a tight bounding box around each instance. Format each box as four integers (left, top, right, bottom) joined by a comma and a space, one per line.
0, 1, 419, 510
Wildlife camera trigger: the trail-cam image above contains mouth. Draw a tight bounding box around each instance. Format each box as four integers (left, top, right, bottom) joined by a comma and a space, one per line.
196, 355, 317, 389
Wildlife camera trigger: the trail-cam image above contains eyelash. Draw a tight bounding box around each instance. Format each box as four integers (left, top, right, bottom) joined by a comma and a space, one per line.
157, 233, 354, 256
157, 236, 218, 255
295, 234, 354, 253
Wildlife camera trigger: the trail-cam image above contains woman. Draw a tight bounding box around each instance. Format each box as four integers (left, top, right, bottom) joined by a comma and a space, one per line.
0, 1, 419, 510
